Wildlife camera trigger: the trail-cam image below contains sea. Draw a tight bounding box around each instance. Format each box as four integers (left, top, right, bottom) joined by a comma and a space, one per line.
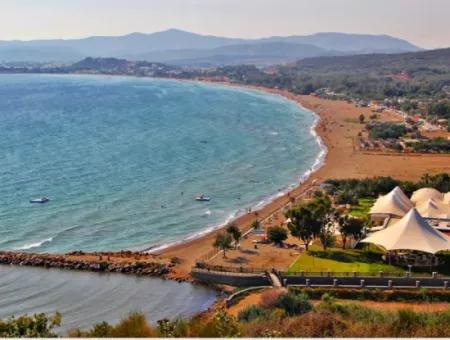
0, 74, 323, 330
0, 74, 323, 253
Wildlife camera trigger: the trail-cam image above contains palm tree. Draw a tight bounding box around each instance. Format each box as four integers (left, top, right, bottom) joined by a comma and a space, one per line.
226, 224, 242, 248
214, 232, 232, 258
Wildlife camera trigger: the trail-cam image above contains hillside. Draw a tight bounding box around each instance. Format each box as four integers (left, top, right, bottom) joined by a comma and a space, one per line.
0, 29, 421, 65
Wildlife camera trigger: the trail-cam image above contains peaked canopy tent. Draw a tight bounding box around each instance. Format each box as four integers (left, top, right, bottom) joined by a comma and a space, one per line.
411, 188, 444, 205
444, 193, 450, 205
362, 208, 450, 254
416, 198, 450, 220
369, 186, 413, 218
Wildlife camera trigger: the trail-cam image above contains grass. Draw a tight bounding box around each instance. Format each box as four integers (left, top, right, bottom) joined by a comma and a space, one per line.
288, 245, 404, 273
349, 197, 375, 218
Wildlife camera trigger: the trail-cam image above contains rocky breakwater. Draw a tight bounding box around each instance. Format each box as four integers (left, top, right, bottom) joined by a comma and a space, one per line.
0, 251, 173, 278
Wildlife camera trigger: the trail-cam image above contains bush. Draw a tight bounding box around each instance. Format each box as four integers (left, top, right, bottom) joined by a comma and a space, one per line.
259, 289, 284, 309
266, 226, 288, 245
199, 310, 240, 337
237, 305, 270, 323
0, 313, 61, 338
288, 287, 450, 302
110, 312, 156, 337
276, 292, 312, 316
368, 122, 406, 140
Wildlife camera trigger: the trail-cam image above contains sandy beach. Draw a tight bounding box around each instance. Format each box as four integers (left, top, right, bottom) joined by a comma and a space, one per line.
3, 81, 449, 282
157, 83, 450, 279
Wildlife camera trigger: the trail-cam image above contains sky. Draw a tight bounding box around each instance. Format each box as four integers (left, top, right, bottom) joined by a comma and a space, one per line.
0, 0, 449, 49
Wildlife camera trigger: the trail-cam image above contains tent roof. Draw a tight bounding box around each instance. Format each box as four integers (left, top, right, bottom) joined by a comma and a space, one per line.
392, 186, 413, 207
443, 192, 450, 204
411, 188, 444, 205
416, 198, 450, 219
362, 208, 450, 254
369, 187, 413, 217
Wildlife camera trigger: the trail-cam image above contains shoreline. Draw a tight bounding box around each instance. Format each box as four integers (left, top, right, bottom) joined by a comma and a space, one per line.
144, 80, 328, 254
157, 80, 450, 279
2, 74, 449, 282
155, 82, 331, 278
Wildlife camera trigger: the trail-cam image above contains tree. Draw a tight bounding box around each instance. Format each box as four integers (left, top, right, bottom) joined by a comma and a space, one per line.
214, 232, 232, 258
266, 226, 288, 245
338, 215, 365, 249
286, 196, 333, 250
226, 224, 242, 248
359, 114, 365, 124
251, 220, 261, 230
0, 313, 61, 338
318, 221, 336, 250
286, 205, 320, 251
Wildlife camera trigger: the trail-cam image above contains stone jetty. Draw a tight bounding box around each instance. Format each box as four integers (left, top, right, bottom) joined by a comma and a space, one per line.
0, 251, 172, 278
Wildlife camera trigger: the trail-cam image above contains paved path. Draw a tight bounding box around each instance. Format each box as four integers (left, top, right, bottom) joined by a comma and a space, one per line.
268, 272, 283, 287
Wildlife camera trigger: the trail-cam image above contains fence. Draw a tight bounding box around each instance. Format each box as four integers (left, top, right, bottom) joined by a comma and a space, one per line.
194, 262, 267, 274
281, 271, 442, 279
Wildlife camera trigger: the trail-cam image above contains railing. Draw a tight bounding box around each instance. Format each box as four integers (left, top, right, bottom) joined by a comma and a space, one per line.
281, 271, 443, 278
194, 262, 267, 274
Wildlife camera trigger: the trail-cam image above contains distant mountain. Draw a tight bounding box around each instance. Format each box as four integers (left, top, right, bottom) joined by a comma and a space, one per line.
0, 29, 422, 65
131, 42, 333, 66
263, 32, 421, 54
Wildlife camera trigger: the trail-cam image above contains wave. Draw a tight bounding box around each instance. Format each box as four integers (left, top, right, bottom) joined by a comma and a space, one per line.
146, 97, 328, 254
13, 237, 53, 250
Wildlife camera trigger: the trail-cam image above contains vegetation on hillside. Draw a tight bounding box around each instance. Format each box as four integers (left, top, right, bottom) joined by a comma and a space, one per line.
325, 173, 450, 202
64, 291, 450, 337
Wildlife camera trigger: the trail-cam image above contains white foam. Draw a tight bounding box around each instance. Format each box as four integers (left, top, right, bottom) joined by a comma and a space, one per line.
14, 237, 53, 250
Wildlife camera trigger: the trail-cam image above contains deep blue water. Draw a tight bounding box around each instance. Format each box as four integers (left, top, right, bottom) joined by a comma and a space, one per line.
0, 74, 322, 253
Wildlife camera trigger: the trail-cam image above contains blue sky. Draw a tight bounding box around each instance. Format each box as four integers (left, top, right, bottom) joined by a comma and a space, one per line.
0, 0, 449, 48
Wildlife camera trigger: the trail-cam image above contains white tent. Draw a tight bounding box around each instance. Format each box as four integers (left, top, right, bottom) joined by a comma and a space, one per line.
416, 198, 450, 219
369, 187, 413, 217
362, 208, 450, 254
411, 188, 444, 205
443, 192, 450, 204
392, 186, 413, 207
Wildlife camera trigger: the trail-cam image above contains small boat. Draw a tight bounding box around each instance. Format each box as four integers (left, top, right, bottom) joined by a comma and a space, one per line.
30, 197, 49, 204
195, 194, 211, 202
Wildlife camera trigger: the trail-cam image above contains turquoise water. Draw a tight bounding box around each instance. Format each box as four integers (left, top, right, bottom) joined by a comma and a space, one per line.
0, 74, 322, 253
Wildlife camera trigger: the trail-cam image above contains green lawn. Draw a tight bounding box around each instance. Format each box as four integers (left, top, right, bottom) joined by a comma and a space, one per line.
288, 245, 404, 274
349, 197, 375, 218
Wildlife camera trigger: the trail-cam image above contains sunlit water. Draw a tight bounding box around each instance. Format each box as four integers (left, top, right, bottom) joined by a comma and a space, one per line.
0, 74, 322, 252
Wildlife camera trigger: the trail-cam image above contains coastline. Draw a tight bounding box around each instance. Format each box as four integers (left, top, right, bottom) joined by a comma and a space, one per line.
157, 80, 450, 280
1, 75, 449, 282
144, 80, 328, 254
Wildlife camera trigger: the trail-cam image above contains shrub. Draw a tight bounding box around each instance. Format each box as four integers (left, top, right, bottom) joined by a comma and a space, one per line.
198, 310, 240, 337
237, 305, 270, 323
0, 313, 61, 338
288, 287, 450, 302
259, 289, 284, 309
110, 312, 156, 337
157, 318, 189, 337
266, 226, 288, 245
275, 292, 312, 316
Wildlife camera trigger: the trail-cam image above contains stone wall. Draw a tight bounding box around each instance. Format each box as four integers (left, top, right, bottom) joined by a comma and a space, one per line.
191, 268, 270, 287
